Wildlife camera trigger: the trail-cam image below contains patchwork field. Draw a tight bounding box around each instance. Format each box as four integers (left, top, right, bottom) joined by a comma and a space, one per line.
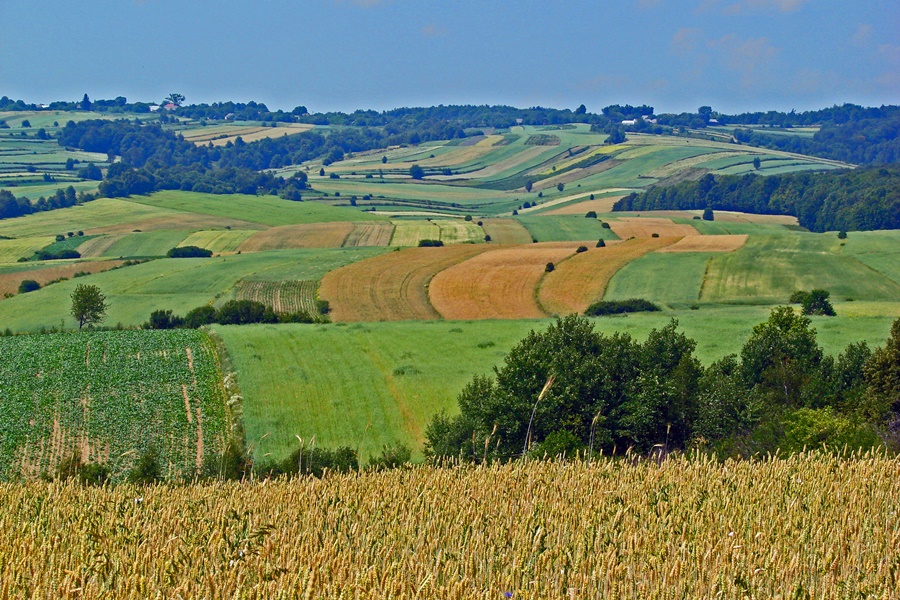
179, 229, 256, 254
319, 245, 490, 321
605, 252, 715, 304
538, 237, 678, 315
0, 330, 226, 480
429, 243, 580, 320
239, 223, 354, 251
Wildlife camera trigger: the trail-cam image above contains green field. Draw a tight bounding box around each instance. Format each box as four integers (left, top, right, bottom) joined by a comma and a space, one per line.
701, 233, 900, 303
0, 248, 387, 332
217, 309, 896, 461
0, 329, 226, 481
516, 215, 620, 242
101, 230, 191, 258
129, 191, 385, 226
605, 252, 713, 304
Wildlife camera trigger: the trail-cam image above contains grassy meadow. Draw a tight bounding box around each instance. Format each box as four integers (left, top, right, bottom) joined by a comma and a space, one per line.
216, 309, 895, 462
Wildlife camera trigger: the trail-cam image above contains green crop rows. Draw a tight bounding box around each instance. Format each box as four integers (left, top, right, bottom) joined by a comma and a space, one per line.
0, 329, 226, 481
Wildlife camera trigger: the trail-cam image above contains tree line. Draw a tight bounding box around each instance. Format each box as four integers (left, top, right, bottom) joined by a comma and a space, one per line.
613, 167, 900, 232
426, 312, 900, 462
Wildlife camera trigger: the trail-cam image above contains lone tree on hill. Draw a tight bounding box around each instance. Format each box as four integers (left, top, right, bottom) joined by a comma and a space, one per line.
702, 207, 714, 221
409, 164, 425, 180
71, 284, 108, 330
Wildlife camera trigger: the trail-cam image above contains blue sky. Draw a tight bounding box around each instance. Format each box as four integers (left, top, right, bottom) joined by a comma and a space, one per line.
2, 0, 898, 114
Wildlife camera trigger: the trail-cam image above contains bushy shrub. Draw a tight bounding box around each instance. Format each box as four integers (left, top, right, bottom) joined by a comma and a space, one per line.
167, 246, 213, 258
585, 211, 597, 218
184, 305, 217, 328
18, 280, 40, 294
584, 298, 660, 316
418, 239, 444, 247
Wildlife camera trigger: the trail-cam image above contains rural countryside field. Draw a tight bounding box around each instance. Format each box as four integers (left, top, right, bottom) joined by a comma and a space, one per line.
1, 92, 898, 597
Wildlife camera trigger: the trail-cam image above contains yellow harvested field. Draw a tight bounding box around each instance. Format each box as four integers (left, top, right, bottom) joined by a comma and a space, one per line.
319, 244, 491, 321
1, 455, 897, 597
538, 237, 678, 315
607, 217, 699, 239
342, 222, 395, 247
429, 243, 579, 320
87, 213, 263, 235
238, 223, 354, 251
182, 123, 315, 146
481, 219, 533, 244
543, 195, 625, 215
0, 260, 124, 296
179, 229, 255, 253
657, 234, 748, 253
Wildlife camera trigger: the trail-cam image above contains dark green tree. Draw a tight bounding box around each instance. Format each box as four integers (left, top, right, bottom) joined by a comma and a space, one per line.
801, 289, 836, 316
409, 164, 425, 179
702, 207, 714, 221
80, 94, 91, 111
70, 284, 108, 330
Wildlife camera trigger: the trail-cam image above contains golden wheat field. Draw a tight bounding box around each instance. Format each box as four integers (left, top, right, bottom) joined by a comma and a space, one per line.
1, 454, 897, 598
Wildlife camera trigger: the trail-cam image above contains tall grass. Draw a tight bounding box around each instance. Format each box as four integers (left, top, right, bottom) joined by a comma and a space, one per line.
0, 453, 896, 597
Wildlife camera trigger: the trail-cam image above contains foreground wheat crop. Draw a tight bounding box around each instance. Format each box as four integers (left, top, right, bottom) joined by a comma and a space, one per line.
0, 454, 897, 598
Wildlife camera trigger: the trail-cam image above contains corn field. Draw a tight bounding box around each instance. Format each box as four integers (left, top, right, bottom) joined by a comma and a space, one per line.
0, 453, 897, 598
235, 280, 318, 315
0, 330, 227, 481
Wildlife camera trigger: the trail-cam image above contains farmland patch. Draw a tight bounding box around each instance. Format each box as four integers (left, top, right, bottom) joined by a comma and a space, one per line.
429, 243, 580, 320
238, 223, 354, 251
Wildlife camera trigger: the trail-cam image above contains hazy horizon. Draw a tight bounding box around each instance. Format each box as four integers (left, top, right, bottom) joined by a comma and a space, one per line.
2, 0, 898, 115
